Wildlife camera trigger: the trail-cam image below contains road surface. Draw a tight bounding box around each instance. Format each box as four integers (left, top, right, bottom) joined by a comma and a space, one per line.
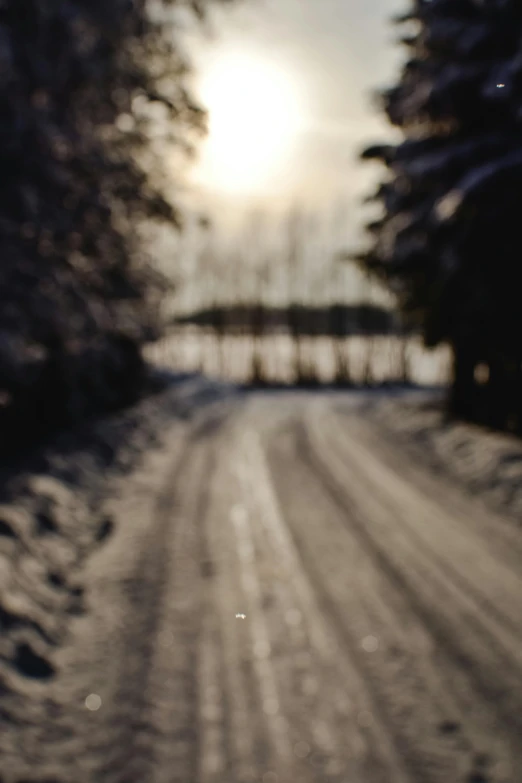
7, 392, 522, 783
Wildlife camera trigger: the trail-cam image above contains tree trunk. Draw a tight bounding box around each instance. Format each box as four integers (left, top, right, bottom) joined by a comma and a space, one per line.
485, 357, 508, 430
449, 342, 476, 421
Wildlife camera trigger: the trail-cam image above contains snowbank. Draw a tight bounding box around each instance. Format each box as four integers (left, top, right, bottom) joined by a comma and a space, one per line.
0, 373, 234, 779
367, 391, 522, 522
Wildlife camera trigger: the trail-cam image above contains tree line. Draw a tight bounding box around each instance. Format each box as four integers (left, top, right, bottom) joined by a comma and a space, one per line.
0, 0, 229, 453
149, 210, 450, 387
175, 303, 397, 336
358, 0, 522, 432
169, 302, 407, 386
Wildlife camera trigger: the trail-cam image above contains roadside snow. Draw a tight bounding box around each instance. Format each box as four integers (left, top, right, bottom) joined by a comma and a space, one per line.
0, 373, 234, 780
366, 391, 522, 523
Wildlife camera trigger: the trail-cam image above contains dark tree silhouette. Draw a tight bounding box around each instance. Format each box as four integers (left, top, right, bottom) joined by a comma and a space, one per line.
175, 304, 397, 336
0, 0, 230, 450
358, 0, 522, 429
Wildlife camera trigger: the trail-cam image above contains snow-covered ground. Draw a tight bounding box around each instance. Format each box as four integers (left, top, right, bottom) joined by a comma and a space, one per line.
364, 390, 522, 522
3, 382, 522, 782
0, 373, 234, 780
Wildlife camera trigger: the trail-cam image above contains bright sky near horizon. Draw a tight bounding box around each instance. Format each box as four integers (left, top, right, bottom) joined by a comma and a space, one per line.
180, 0, 404, 240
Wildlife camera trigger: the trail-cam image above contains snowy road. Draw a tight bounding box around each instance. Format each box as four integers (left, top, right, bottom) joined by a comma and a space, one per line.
5, 391, 522, 783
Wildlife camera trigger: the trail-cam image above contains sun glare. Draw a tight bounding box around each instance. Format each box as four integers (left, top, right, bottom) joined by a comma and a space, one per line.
195, 52, 304, 195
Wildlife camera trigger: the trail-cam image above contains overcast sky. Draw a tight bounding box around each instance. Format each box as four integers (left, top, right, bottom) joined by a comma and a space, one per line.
178, 0, 404, 241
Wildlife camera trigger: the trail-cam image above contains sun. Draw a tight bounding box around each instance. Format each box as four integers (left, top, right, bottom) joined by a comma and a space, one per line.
194, 52, 304, 196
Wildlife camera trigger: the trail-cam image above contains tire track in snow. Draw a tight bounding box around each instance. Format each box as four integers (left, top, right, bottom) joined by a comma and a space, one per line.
291, 402, 519, 781
238, 424, 411, 783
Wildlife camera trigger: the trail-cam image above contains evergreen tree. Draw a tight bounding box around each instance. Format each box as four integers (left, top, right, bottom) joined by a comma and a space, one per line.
358, 0, 522, 428
0, 0, 229, 449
